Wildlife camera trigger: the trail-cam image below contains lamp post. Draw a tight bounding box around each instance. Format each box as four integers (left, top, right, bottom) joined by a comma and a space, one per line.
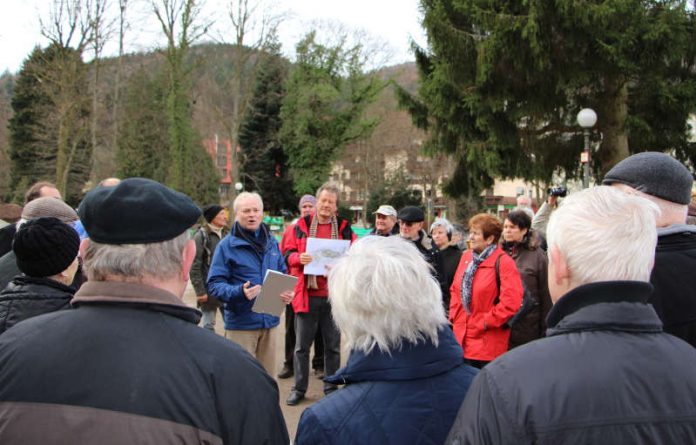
234, 182, 243, 195
577, 108, 597, 189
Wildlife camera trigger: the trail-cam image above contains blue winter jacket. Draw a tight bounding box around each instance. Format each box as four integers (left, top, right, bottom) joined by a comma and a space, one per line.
207, 224, 286, 330
295, 327, 478, 445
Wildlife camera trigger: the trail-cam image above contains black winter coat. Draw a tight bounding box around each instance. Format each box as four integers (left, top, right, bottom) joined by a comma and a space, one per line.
0, 281, 289, 444
446, 281, 696, 444
651, 225, 696, 347
0, 275, 73, 334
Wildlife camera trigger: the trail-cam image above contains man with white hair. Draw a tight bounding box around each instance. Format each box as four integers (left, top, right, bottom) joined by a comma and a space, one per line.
446, 186, 696, 444
0, 178, 289, 444
295, 236, 477, 444
602, 151, 696, 347
207, 191, 293, 375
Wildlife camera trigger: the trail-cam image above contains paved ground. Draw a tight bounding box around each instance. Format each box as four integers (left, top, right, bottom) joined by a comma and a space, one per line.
182, 282, 339, 441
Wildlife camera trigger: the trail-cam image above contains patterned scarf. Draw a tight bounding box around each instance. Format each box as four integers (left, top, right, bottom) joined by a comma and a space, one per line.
461, 244, 497, 313
306, 215, 339, 289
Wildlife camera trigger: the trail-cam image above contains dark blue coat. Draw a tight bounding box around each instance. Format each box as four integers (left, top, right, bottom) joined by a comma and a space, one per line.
207, 224, 286, 330
295, 327, 478, 444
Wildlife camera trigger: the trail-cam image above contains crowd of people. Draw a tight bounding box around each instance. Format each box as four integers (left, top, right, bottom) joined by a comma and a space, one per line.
0, 151, 696, 444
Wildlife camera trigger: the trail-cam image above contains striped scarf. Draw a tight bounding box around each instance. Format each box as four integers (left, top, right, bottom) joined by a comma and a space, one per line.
306, 215, 339, 289
461, 244, 497, 313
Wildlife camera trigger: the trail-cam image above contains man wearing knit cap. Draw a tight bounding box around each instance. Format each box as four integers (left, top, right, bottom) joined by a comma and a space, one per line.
0, 178, 289, 444
0, 197, 81, 290
603, 151, 696, 347
0, 217, 80, 334
190, 204, 229, 331
278, 194, 324, 380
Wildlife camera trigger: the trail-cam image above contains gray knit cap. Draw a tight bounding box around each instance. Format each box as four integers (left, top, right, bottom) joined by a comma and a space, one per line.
21, 197, 78, 223
602, 152, 693, 205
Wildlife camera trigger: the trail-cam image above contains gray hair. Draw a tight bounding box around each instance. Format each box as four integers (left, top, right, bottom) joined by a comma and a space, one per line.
547, 186, 659, 286
430, 217, 453, 235
232, 192, 263, 214
83, 232, 190, 281
328, 236, 447, 354
316, 182, 341, 206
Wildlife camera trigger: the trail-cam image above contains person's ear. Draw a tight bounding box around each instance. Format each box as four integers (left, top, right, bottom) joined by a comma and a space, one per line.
549, 245, 570, 285
485, 234, 496, 245
79, 238, 90, 259
181, 239, 196, 280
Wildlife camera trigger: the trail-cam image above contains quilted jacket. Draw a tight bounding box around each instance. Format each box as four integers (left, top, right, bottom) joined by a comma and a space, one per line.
294, 327, 478, 444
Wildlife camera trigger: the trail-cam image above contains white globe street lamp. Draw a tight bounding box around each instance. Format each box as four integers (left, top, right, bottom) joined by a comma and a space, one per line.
577, 108, 597, 188
234, 182, 243, 194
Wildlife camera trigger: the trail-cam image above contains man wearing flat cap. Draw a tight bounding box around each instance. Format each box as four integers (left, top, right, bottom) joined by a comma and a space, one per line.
0, 178, 289, 444
369, 204, 400, 236
398, 205, 442, 278
603, 152, 696, 347
190, 204, 229, 332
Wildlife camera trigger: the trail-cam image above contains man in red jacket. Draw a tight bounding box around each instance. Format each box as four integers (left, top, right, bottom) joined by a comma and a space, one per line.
283, 183, 356, 406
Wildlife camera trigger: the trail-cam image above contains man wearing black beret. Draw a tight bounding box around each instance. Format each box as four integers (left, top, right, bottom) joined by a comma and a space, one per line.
603, 152, 696, 347
0, 178, 289, 444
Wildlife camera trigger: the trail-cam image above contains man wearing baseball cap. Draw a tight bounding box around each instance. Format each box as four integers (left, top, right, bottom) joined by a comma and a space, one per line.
0, 178, 288, 444
603, 152, 696, 347
369, 204, 399, 236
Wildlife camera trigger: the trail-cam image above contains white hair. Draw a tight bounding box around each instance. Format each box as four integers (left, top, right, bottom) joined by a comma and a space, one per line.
328, 236, 447, 354
547, 186, 659, 286
430, 217, 453, 235
232, 192, 263, 214
83, 232, 189, 281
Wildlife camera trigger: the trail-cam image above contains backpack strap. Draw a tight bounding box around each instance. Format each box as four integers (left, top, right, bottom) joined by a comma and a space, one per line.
493, 254, 502, 305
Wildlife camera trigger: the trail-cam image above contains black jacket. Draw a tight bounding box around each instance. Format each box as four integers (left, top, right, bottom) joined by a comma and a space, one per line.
0, 275, 73, 334
0, 223, 16, 258
446, 281, 696, 444
0, 281, 289, 444
650, 224, 696, 347
190, 224, 228, 311
439, 245, 462, 313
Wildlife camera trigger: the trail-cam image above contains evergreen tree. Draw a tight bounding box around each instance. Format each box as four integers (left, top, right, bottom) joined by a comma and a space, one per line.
9, 44, 91, 205
280, 31, 385, 195
399, 0, 696, 198
238, 45, 295, 214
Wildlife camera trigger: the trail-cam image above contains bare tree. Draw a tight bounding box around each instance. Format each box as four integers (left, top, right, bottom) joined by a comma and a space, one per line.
110, 0, 129, 158
217, 0, 285, 200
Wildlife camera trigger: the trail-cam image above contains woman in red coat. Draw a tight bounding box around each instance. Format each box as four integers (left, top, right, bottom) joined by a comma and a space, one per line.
449, 213, 523, 368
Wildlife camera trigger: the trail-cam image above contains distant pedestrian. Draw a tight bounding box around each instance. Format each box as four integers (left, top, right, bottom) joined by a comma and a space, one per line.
189, 204, 229, 331
0, 217, 80, 334
295, 236, 477, 445
398, 206, 442, 276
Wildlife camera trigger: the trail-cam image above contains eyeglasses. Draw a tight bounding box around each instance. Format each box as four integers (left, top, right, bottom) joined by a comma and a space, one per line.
376, 214, 392, 220
399, 220, 418, 227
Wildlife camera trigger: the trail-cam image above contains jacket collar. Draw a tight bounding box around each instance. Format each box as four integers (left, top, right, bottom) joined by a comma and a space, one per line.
546, 281, 662, 336
228, 223, 273, 250
325, 327, 464, 384
657, 224, 696, 237
71, 281, 201, 324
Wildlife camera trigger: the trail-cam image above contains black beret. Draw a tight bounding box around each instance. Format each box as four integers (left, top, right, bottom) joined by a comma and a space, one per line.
397, 206, 425, 222
602, 152, 693, 205
78, 178, 201, 244
14, 217, 80, 277
202, 204, 224, 224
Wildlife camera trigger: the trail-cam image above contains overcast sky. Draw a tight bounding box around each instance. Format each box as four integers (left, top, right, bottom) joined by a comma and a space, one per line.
0, 0, 426, 74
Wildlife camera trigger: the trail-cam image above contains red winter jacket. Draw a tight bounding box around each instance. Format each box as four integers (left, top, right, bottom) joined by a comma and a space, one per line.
281, 214, 355, 314
449, 247, 523, 361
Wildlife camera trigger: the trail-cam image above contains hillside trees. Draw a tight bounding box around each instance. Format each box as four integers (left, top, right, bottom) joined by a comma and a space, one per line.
280, 31, 385, 195
8, 44, 91, 204
238, 43, 295, 213
400, 0, 696, 199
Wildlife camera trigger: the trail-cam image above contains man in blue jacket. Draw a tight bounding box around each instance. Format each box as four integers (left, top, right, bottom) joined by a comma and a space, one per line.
208, 191, 293, 375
